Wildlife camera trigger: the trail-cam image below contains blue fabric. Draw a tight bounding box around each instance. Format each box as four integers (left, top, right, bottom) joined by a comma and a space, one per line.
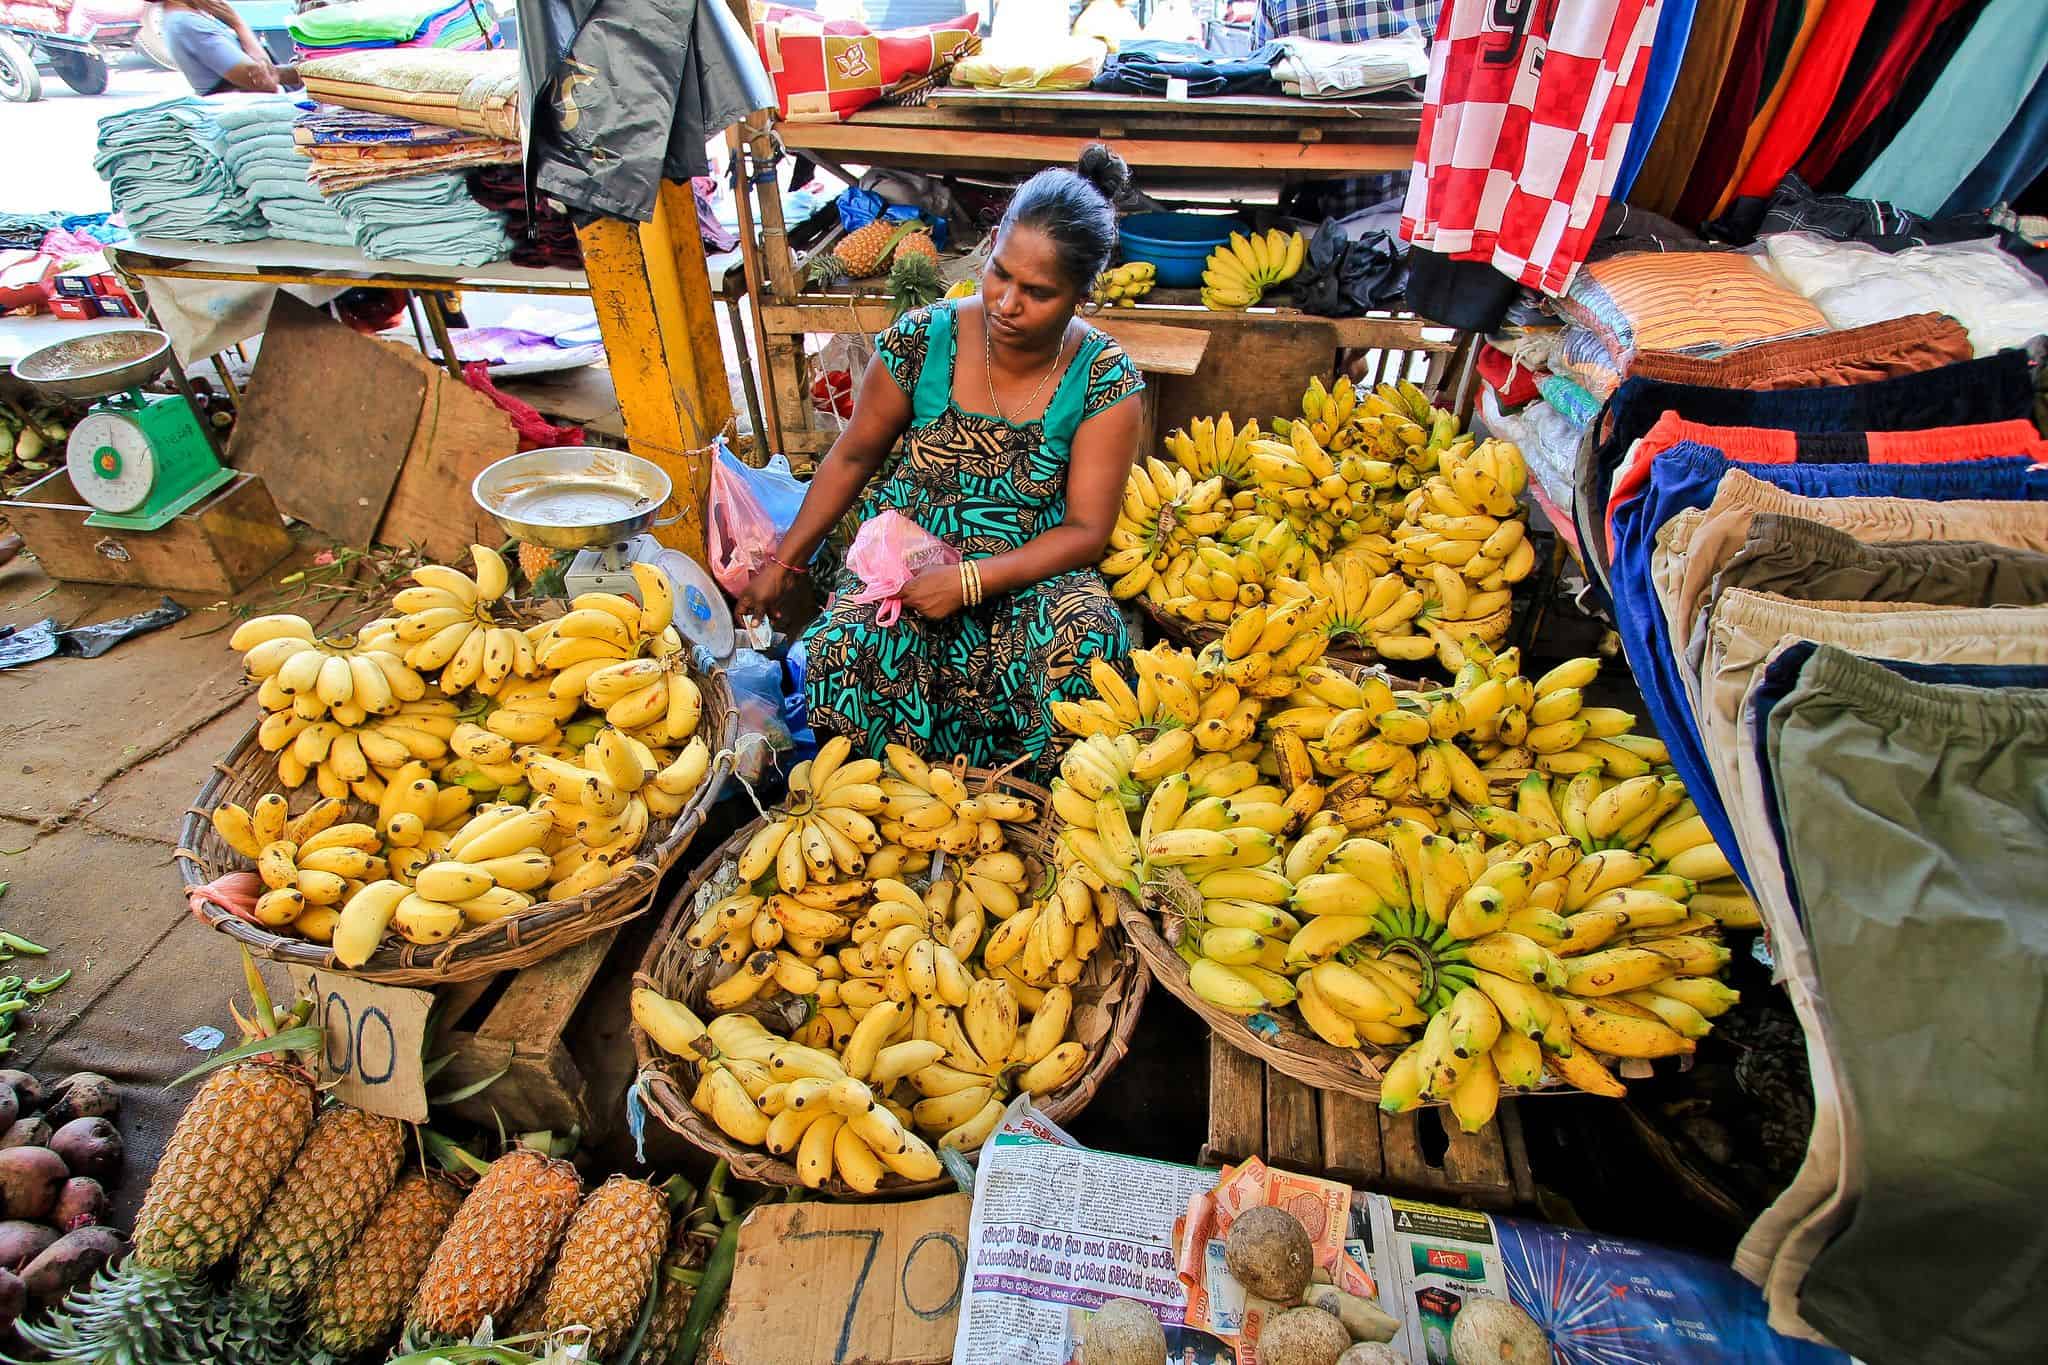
1939, 68, 2048, 216
1612, 0, 1700, 202
1255, 0, 1441, 43
1092, 40, 1283, 97
1748, 645, 2048, 925
1608, 441, 2048, 890
162, 12, 250, 96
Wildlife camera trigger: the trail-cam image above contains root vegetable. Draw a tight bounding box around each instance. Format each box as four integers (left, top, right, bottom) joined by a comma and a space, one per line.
43, 1074, 119, 1127
1257, 1306, 1351, 1365
1302, 1284, 1399, 1343
0, 1072, 43, 1113
0, 1266, 22, 1331
51, 1177, 106, 1231
21, 1226, 126, 1304
1224, 1205, 1315, 1304
49, 1118, 123, 1184
0, 1117, 50, 1151
0, 1090, 15, 1134
0, 1148, 68, 1221
0, 1221, 56, 1271
1449, 1297, 1549, 1365
1080, 1297, 1167, 1365
1338, 1346, 1407, 1365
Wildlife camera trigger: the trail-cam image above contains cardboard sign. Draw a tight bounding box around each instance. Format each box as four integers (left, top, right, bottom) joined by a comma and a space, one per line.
287, 967, 432, 1122
709, 1194, 970, 1365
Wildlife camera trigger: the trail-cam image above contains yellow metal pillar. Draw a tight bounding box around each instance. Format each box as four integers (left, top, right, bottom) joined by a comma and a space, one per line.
576, 179, 734, 562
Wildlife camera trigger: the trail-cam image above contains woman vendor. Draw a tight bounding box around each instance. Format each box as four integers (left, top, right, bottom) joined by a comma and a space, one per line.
737, 146, 1145, 775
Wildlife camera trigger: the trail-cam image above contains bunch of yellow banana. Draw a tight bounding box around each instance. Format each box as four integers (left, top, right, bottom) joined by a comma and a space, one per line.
371, 759, 477, 878
233, 613, 429, 726
638, 1002, 949, 1191
1193, 597, 1329, 698
1163, 413, 1265, 485
210, 796, 368, 934
1382, 439, 1536, 667
1298, 557, 1432, 660
258, 696, 467, 801
731, 737, 890, 895
379, 545, 538, 697
1200, 228, 1305, 310
1090, 260, 1155, 307
872, 742, 1039, 858
1050, 649, 1255, 748
1283, 378, 1467, 479
1102, 458, 1231, 602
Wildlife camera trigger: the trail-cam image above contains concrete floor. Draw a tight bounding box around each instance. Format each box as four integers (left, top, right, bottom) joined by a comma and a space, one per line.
0, 543, 334, 1218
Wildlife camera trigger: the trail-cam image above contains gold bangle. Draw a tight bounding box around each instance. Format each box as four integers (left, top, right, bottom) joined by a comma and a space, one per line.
958, 562, 972, 607
962, 559, 983, 608
971, 561, 985, 606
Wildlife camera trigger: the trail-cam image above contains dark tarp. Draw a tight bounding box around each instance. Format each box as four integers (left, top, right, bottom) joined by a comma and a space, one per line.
519, 0, 776, 223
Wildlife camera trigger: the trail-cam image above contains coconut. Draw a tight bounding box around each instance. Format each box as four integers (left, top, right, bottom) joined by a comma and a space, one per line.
1257, 1306, 1351, 1365
1080, 1297, 1167, 1365
1449, 1296, 1549, 1365
1224, 1205, 1315, 1303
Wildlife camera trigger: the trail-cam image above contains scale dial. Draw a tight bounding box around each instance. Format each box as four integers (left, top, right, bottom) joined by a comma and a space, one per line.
67, 411, 157, 514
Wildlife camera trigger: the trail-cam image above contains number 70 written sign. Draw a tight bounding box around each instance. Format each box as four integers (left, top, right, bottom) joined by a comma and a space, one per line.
287, 967, 433, 1122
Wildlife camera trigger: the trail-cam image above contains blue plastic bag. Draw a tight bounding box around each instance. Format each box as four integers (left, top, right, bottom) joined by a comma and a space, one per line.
719, 442, 806, 536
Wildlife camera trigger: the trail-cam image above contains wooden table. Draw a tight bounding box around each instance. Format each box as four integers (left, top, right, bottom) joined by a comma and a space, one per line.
1204, 1036, 1537, 1211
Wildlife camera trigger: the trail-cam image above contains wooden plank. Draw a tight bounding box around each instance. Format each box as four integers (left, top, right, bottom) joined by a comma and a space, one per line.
773, 124, 1411, 175
435, 1034, 590, 1135
227, 293, 425, 547
1153, 318, 1343, 445
1438, 1107, 1512, 1197
758, 299, 1460, 353
1093, 319, 1210, 376
2, 469, 290, 594
374, 344, 520, 563
475, 928, 616, 1044
1202, 1032, 1265, 1168
1377, 1109, 1436, 1194
1319, 1089, 1384, 1191
1264, 1069, 1324, 1175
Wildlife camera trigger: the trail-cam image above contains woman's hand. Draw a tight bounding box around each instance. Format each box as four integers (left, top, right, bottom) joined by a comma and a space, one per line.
735, 561, 797, 629
899, 565, 965, 620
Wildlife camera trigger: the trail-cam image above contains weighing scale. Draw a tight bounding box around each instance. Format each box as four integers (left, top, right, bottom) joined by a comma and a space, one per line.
472, 447, 735, 659
9, 330, 230, 532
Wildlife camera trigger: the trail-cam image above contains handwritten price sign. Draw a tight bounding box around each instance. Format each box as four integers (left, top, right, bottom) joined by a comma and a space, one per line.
287, 967, 432, 1122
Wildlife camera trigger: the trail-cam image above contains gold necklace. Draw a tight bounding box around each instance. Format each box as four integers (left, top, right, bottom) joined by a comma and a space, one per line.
985, 315, 1067, 424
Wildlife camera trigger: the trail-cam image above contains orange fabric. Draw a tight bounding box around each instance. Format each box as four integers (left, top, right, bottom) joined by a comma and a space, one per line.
1713, 0, 1833, 217
1558, 252, 1829, 360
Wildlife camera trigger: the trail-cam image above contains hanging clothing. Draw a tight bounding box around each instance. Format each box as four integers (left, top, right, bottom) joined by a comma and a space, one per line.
1731, 0, 1891, 204
1941, 70, 2048, 214
1850, 0, 2048, 214
1401, 0, 1665, 329
1794, 0, 1974, 187
1715, 0, 1835, 217
803, 303, 1142, 776
1676, 0, 1783, 225
1629, 0, 1748, 217
1824, 0, 1998, 190
1613, 0, 1702, 203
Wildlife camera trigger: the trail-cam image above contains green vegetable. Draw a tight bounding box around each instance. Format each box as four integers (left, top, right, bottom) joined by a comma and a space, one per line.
673, 1213, 741, 1365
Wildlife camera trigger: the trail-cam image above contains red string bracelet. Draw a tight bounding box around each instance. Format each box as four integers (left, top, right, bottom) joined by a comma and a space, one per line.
769, 553, 808, 574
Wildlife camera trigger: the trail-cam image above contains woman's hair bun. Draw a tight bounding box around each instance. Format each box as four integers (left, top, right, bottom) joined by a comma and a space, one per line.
1076, 143, 1130, 205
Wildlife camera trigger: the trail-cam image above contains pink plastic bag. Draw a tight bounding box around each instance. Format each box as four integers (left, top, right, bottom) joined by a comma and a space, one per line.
843, 511, 960, 626
708, 455, 781, 596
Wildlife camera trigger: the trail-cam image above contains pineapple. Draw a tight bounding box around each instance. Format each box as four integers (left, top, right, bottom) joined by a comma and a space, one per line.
236, 1103, 406, 1299
637, 1239, 702, 1364
541, 1176, 670, 1356
304, 1173, 465, 1359
828, 218, 904, 278
134, 1062, 317, 1274
406, 1148, 582, 1340
895, 229, 937, 264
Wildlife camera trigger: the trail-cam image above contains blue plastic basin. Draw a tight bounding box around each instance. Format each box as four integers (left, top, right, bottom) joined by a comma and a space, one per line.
1118, 212, 1242, 289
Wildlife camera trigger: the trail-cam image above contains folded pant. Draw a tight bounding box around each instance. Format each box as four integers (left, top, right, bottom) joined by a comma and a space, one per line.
1610, 444, 2048, 886
1627, 311, 1973, 388
1761, 646, 2048, 1362
1668, 468, 2048, 655
1573, 348, 2037, 593
1604, 413, 2047, 559
1682, 514, 2048, 691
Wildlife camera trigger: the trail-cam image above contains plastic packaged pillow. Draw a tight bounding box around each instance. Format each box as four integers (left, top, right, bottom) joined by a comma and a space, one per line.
1550, 324, 1627, 402
1761, 232, 2048, 357
955, 36, 1106, 91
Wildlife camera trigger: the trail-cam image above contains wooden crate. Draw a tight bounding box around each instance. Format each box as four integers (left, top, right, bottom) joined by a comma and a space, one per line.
1202, 1036, 1536, 1210
1, 469, 291, 594
430, 927, 619, 1137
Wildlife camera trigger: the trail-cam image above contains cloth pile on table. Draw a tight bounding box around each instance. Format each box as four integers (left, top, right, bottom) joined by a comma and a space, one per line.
328, 173, 513, 266
1572, 321, 2048, 1362
300, 48, 522, 143
0, 213, 58, 251
289, 0, 498, 58
211, 98, 356, 247
295, 105, 518, 194
466, 167, 581, 270
93, 99, 266, 243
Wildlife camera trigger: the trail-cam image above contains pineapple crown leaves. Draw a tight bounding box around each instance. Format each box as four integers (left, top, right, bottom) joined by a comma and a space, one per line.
887, 250, 945, 320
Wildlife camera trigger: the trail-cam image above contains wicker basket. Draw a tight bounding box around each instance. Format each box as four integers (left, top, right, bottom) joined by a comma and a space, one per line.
632, 764, 1149, 1199
176, 650, 738, 988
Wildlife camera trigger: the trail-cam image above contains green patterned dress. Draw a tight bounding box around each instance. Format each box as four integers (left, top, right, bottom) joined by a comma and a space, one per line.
803, 301, 1143, 775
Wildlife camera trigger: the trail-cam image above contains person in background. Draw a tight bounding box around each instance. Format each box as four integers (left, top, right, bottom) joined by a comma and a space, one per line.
737, 146, 1145, 778
145, 0, 302, 95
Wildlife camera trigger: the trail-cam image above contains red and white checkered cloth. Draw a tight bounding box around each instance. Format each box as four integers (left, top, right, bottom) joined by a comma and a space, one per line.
1401, 0, 1664, 297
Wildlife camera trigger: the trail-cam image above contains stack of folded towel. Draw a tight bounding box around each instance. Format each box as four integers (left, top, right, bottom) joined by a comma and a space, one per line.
93, 99, 267, 243
329, 172, 514, 265
211, 97, 356, 247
